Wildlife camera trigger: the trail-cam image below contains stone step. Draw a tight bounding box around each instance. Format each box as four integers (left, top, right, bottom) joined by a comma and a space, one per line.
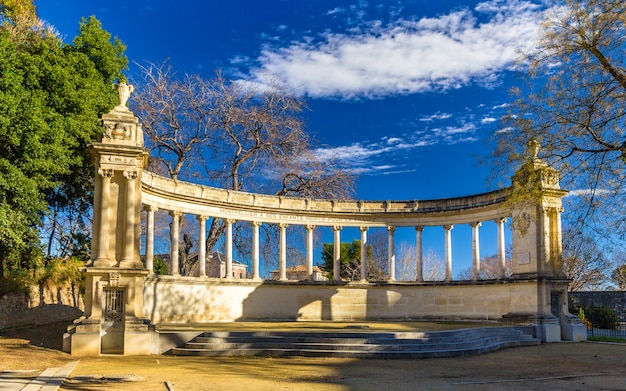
170, 326, 539, 358
192, 328, 532, 345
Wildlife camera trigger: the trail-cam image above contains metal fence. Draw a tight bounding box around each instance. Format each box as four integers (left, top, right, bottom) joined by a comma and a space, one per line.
587, 308, 626, 339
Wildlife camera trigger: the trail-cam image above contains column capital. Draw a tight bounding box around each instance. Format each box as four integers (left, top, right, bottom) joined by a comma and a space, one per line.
494, 217, 507, 224
196, 215, 208, 222
332, 225, 342, 231
123, 170, 138, 180
470, 221, 482, 228
443, 224, 454, 231
359, 226, 369, 232
143, 204, 158, 213
225, 218, 236, 225
98, 168, 114, 178
415, 226, 424, 232
305, 224, 316, 231
169, 210, 183, 217
387, 225, 396, 232
278, 222, 289, 229
250, 220, 262, 227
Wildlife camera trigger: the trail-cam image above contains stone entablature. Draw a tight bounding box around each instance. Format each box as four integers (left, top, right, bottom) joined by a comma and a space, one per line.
141, 170, 511, 227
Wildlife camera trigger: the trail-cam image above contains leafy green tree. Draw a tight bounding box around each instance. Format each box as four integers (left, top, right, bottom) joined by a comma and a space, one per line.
320, 240, 371, 281
0, 8, 127, 277
493, 0, 626, 245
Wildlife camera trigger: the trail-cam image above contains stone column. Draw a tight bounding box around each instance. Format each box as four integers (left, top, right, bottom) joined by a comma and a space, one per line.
251, 221, 262, 280
333, 226, 342, 281
225, 219, 234, 279
144, 205, 157, 275
170, 211, 181, 276
306, 225, 315, 280
470, 222, 482, 281
553, 207, 564, 274
197, 215, 208, 277
121, 170, 138, 267
444, 225, 453, 282
496, 217, 507, 279
387, 226, 396, 281
360, 226, 368, 282
279, 223, 288, 281
415, 226, 424, 282
94, 169, 114, 267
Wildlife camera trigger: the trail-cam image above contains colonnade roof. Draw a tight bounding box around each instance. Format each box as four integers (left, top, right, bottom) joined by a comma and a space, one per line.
141, 171, 512, 227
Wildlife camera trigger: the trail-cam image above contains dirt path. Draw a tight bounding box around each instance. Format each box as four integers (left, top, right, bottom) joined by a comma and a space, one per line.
1, 322, 625, 390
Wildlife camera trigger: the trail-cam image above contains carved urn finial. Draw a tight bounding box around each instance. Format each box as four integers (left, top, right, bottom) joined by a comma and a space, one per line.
115, 82, 134, 110
528, 138, 540, 160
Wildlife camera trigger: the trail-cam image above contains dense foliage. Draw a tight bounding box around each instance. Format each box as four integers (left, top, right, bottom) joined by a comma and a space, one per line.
0, 4, 127, 283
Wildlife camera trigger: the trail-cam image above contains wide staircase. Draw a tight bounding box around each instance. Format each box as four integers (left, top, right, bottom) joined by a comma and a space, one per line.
170, 326, 539, 359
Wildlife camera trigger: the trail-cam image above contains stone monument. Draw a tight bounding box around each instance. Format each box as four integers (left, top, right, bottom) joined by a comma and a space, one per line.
63, 83, 155, 356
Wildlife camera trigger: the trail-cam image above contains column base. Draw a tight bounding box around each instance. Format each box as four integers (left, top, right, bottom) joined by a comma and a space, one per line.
63, 316, 157, 356
118, 260, 145, 269
562, 313, 588, 342
93, 258, 117, 268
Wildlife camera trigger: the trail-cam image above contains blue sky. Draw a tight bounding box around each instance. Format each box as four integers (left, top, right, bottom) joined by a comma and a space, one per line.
38, 0, 547, 275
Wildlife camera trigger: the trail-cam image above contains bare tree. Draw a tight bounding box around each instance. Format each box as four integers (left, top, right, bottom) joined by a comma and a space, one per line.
132, 63, 355, 274
561, 229, 610, 291
422, 248, 445, 282
395, 242, 416, 281
367, 230, 389, 280
493, 0, 626, 245
456, 255, 512, 281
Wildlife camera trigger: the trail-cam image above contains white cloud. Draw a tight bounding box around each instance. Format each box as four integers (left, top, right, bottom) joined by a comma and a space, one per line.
481, 117, 497, 124
327, 7, 345, 16
565, 189, 612, 198
385, 137, 403, 145
245, 1, 544, 98
419, 112, 452, 122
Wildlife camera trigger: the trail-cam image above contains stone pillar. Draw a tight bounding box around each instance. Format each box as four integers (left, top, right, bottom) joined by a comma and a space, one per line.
144, 205, 157, 275
225, 219, 234, 279
279, 223, 288, 281
251, 221, 262, 280
306, 225, 315, 280
360, 226, 368, 282
120, 170, 140, 268
496, 217, 507, 279
170, 211, 181, 276
444, 225, 453, 282
415, 226, 424, 282
470, 222, 482, 281
94, 169, 114, 267
68, 83, 154, 357
333, 226, 342, 281
387, 226, 396, 281
197, 215, 208, 277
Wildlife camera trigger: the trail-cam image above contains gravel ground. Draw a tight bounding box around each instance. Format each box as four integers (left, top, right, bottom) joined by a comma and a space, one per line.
1, 321, 625, 391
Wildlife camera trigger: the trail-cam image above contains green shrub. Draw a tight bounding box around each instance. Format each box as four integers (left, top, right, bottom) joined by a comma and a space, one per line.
584, 306, 619, 329
153, 256, 169, 275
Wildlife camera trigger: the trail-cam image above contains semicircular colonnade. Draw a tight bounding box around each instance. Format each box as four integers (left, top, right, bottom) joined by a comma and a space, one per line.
141, 170, 513, 283
64, 84, 587, 357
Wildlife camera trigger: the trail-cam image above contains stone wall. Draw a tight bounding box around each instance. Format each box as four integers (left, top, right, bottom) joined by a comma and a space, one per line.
0, 283, 84, 330
143, 277, 540, 323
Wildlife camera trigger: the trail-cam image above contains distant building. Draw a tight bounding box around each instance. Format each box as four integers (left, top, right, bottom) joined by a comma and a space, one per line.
271, 264, 328, 281
204, 251, 247, 279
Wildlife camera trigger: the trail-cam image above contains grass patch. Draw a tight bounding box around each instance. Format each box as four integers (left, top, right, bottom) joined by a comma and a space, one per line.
588, 336, 626, 343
